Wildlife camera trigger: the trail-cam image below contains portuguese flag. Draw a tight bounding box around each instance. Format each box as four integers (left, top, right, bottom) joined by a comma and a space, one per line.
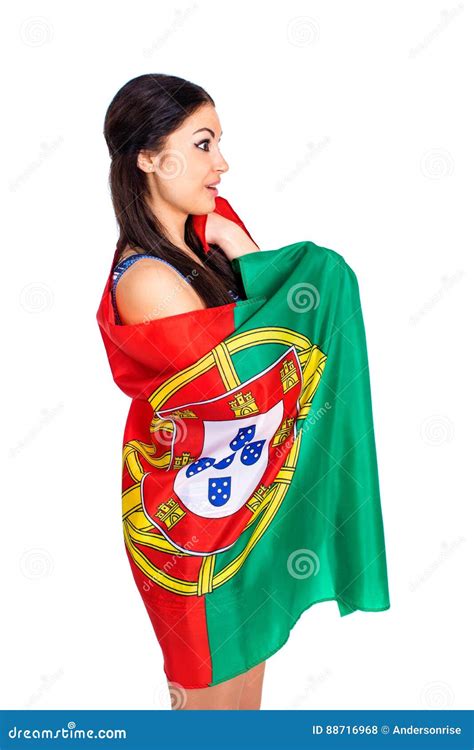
96, 197, 390, 689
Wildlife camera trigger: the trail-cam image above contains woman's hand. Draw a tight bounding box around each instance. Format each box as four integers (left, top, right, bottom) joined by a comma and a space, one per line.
204, 211, 260, 261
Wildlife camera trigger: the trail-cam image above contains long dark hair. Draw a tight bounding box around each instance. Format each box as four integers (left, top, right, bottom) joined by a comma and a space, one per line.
103, 73, 244, 308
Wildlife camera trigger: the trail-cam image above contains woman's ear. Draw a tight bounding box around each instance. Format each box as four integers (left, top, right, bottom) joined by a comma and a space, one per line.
136, 149, 155, 173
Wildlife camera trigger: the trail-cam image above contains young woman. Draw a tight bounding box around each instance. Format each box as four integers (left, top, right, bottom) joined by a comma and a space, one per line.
103, 73, 265, 709
100, 72, 390, 713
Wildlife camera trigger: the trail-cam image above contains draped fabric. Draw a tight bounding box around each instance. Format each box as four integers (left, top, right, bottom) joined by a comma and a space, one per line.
96, 196, 390, 688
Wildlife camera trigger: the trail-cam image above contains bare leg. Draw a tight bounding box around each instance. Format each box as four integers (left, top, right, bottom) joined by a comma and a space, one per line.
168, 670, 247, 710
238, 660, 266, 710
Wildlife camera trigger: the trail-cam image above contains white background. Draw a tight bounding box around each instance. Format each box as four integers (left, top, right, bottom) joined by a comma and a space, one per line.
2, 0, 472, 710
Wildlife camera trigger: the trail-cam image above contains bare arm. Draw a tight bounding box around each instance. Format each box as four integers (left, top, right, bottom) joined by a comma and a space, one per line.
115, 259, 205, 326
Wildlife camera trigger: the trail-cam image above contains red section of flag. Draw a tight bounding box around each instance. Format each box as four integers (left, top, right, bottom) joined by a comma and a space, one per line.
96, 195, 260, 688
124, 545, 212, 687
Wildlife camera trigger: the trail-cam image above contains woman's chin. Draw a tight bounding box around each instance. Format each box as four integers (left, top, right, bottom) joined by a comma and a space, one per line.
193, 194, 217, 215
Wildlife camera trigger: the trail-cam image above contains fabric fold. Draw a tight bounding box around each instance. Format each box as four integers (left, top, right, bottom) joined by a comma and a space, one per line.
96, 197, 390, 688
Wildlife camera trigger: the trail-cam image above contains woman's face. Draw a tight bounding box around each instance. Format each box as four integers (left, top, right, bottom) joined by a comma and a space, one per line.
138, 102, 229, 216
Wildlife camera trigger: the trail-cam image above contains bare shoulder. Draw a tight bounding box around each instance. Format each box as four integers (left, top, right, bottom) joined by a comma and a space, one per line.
115, 257, 205, 325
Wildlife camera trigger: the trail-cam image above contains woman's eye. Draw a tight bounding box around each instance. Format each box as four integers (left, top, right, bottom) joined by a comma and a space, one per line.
196, 139, 211, 152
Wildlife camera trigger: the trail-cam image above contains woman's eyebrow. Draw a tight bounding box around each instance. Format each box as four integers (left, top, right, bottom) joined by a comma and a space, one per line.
193, 127, 223, 138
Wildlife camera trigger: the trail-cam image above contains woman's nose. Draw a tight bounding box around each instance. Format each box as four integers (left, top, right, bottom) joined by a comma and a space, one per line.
214, 150, 229, 173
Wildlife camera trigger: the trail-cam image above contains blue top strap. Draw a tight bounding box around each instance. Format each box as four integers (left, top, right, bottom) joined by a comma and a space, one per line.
111, 254, 192, 324
111, 252, 241, 325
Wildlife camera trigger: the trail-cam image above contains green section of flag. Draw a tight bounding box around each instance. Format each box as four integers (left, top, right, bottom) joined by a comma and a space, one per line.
206, 241, 390, 686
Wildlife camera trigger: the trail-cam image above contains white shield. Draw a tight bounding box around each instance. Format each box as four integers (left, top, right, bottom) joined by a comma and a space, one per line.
174, 399, 284, 519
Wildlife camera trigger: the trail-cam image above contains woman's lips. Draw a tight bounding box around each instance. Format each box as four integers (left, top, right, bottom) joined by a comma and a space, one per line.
206, 186, 218, 195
